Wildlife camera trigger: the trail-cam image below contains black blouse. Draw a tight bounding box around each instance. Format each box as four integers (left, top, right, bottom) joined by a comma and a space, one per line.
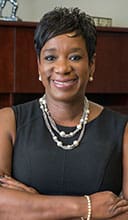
12, 99, 128, 196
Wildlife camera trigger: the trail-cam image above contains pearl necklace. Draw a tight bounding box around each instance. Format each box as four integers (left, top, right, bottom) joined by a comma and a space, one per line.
39, 95, 90, 150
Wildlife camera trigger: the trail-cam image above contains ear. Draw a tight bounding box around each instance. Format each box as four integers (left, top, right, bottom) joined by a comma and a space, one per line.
89, 53, 96, 82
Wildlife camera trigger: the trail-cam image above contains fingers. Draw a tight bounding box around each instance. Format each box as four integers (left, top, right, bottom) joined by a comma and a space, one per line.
0, 175, 38, 194
0, 176, 25, 192
0, 175, 27, 191
110, 197, 128, 216
91, 191, 128, 219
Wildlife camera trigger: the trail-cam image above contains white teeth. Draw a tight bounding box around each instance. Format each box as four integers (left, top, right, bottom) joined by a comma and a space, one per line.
54, 80, 65, 85
53, 80, 75, 86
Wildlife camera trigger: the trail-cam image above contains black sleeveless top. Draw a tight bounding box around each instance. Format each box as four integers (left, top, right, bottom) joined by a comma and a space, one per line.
12, 99, 128, 196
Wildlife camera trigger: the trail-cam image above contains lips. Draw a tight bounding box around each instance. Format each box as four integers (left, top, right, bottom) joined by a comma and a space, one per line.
52, 78, 78, 88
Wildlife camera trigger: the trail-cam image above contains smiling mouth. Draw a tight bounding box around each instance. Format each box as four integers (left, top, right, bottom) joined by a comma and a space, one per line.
52, 79, 78, 88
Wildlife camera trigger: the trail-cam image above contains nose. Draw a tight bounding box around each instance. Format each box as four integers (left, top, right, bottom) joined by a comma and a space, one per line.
54, 59, 72, 75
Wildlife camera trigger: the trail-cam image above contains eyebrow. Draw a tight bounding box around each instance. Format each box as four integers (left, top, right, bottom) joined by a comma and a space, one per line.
43, 48, 83, 53
69, 48, 83, 52
43, 48, 56, 53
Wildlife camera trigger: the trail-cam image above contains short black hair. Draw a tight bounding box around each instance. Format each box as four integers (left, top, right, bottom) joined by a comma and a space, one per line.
34, 7, 97, 62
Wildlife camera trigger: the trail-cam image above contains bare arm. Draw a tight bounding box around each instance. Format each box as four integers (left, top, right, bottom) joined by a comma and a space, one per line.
0, 108, 14, 176
122, 123, 128, 199
0, 187, 87, 220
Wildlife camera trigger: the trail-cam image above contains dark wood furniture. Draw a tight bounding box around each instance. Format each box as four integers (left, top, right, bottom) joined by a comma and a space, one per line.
0, 21, 128, 114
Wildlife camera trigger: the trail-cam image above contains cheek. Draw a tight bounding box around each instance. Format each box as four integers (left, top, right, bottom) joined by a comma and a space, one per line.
78, 65, 89, 80
40, 65, 52, 79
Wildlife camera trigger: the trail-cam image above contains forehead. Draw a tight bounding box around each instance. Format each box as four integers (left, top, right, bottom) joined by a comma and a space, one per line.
41, 33, 87, 52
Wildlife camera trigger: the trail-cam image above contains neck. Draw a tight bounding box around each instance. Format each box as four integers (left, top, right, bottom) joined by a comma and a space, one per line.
45, 95, 85, 127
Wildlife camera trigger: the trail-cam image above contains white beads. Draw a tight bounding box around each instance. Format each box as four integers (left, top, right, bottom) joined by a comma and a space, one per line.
77, 124, 82, 129
81, 195, 91, 220
53, 136, 57, 141
69, 132, 73, 136
39, 95, 90, 150
80, 118, 84, 123
60, 131, 66, 137
73, 140, 79, 146
84, 195, 91, 220
57, 141, 62, 147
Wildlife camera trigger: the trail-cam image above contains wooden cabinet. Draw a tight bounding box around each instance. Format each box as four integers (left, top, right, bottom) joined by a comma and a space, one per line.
0, 21, 128, 114
87, 27, 128, 114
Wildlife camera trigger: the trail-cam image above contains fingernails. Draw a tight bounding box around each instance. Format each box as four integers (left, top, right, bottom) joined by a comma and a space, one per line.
0, 174, 11, 180
0, 175, 4, 179
4, 174, 10, 178
0, 180, 4, 186
4, 174, 9, 178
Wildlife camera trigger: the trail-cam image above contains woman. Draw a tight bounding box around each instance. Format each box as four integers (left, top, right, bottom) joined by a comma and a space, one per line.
0, 7, 128, 220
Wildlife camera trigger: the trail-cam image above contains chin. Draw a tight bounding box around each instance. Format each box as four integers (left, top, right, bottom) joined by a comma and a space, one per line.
50, 92, 81, 103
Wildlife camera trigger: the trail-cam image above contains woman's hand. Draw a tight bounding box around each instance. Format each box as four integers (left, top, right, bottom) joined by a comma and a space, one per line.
0, 175, 38, 194
90, 191, 128, 219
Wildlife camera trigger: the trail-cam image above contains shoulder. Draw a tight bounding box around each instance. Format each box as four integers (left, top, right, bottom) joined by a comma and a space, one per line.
0, 107, 16, 144
0, 107, 15, 124
122, 122, 128, 199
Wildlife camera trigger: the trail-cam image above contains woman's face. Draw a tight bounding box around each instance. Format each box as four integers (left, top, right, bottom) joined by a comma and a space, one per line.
38, 33, 95, 102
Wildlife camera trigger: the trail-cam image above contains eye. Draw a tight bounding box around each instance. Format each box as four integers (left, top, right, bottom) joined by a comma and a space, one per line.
69, 55, 82, 61
44, 55, 56, 61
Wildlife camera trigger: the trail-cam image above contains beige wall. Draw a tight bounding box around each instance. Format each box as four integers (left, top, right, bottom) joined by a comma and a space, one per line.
2, 0, 128, 27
